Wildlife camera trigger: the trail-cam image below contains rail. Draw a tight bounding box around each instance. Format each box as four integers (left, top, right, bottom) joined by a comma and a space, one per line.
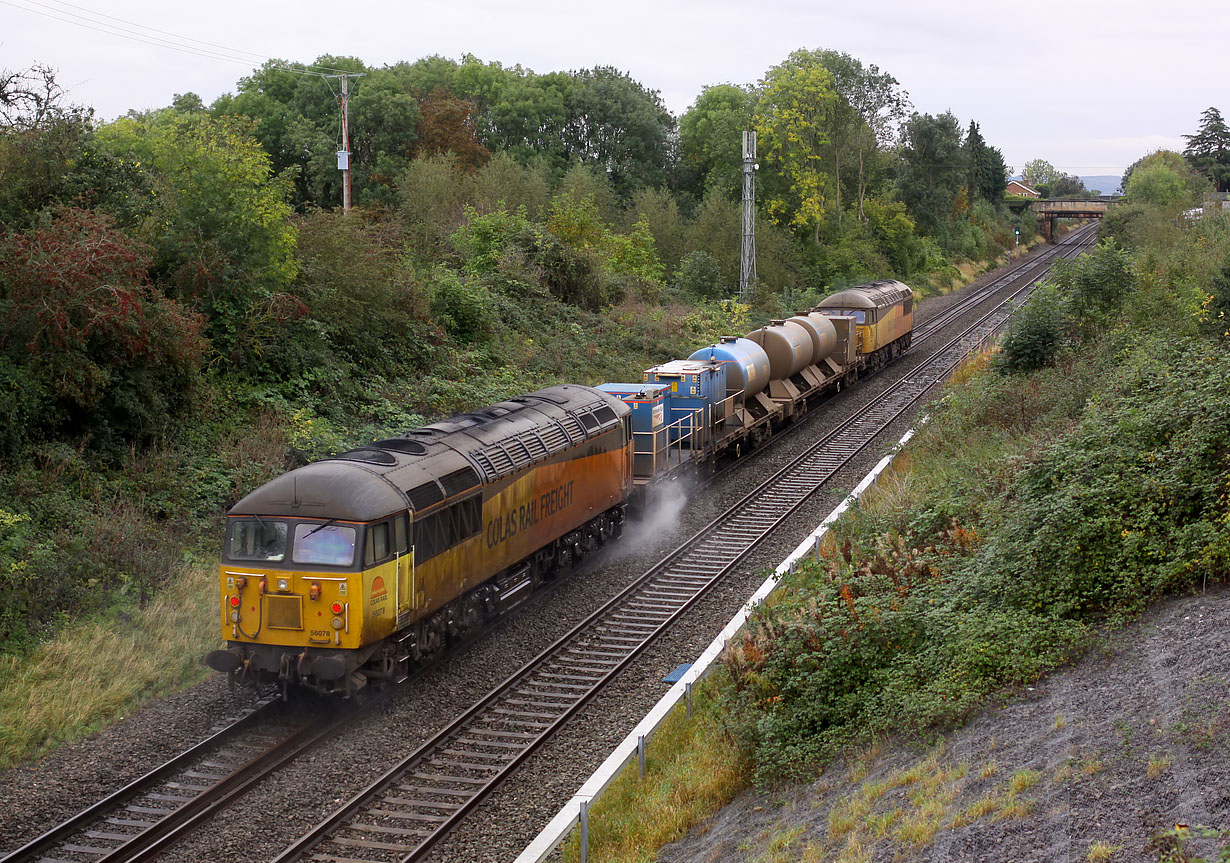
270, 232, 1095, 863
515, 427, 916, 863
515, 230, 1098, 862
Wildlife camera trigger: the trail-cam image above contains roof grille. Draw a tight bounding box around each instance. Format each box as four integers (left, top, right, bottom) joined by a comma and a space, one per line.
593, 404, 618, 426
408, 481, 444, 511
539, 423, 569, 451
439, 466, 480, 497
578, 412, 600, 432
559, 414, 585, 441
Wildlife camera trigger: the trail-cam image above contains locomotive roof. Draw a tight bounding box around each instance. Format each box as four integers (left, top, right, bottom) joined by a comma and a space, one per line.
229, 385, 628, 522
817, 280, 913, 309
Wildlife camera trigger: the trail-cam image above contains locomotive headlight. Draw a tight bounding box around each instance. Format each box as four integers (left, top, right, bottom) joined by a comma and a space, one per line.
276, 578, 290, 592
331, 617, 344, 630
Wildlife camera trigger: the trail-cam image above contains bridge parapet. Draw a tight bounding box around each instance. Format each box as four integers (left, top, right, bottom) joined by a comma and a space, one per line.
1032, 199, 1110, 217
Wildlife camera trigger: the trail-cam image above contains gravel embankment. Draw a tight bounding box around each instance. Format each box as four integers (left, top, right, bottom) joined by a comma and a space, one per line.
658, 586, 1230, 863
0, 243, 1059, 862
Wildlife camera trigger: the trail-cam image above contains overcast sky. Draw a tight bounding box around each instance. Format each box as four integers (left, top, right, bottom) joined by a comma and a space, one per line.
5, 0, 1224, 184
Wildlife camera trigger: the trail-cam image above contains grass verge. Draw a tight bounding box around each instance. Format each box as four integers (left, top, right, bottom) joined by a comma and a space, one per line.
561, 680, 747, 863
0, 558, 217, 768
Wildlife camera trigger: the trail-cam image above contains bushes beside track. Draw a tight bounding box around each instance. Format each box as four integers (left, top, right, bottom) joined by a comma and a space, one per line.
721, 218, 1230, 783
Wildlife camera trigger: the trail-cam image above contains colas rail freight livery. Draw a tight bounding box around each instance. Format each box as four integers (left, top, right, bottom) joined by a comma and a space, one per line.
205, 281, 914, 696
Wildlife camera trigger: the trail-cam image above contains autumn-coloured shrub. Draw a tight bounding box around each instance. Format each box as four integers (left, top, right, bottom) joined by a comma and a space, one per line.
0, 207, 206, 448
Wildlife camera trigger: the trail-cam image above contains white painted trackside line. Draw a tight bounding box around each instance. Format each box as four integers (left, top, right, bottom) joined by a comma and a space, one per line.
515, 427, 917, 863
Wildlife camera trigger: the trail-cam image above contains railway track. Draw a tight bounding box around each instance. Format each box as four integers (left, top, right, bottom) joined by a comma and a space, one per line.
705, 222, 1099, 481
0, 696, 368, 863
271, 229, 1099, 863
1, 228, 1097, 863
911, 224, 1096, 340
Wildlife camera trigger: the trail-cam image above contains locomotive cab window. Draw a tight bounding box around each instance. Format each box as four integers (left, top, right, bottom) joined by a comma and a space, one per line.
365, 521, 390, 567
292, 522, 357, 567
228, 519, 288, 562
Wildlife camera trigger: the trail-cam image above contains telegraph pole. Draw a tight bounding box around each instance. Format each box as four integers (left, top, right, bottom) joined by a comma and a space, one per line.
323, 72, 366, 214
739, 130, 758, 300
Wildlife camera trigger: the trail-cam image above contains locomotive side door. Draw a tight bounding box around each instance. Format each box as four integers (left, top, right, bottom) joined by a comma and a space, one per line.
395, 511, 414, 617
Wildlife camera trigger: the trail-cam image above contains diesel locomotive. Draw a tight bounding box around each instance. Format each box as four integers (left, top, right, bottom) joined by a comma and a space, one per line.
205, 281, 914, 694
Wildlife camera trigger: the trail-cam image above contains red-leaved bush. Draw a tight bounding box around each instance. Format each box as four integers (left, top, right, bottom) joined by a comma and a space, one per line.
0, 207, 206, 441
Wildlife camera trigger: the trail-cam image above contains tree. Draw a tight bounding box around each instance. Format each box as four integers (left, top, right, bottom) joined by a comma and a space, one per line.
411, 87, 489, 172
0, 207, 205, 442
964, 121, 1008, 202
817, 50, 910, 221
1049, 173, 1088, 198
1183, 107, 1230, 192
1124, 156, 1190, 209
1021, 159, 1058, 189
755, 50, 839, 242
95, 112, 299, 364
896, 112, 966, 232
0, 64, 65, 130
561, 66, 675, 196
678, 84, 756, 200
485, 71, 576, 168
398, 153, 476, 252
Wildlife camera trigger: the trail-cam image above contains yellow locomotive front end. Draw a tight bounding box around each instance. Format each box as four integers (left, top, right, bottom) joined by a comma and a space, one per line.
205, 459, 413, 695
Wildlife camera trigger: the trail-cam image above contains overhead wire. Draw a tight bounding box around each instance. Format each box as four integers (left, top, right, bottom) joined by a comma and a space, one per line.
4, 0, 354, 79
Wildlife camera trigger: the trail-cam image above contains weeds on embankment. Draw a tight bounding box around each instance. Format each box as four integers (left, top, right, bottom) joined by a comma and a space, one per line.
569, 215, 1230, 861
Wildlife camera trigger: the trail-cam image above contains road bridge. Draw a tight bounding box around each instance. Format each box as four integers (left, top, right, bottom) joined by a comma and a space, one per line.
1029, 197, 1120, 241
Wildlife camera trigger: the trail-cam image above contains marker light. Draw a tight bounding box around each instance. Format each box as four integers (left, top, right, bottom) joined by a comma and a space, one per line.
229, 595, 240, 608
332, 617, 344, 630
331, 602, 343, 615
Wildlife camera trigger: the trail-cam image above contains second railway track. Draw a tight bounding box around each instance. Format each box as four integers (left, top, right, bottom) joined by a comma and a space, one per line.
273, 226, 1099, 863
0, 226, 1098, 863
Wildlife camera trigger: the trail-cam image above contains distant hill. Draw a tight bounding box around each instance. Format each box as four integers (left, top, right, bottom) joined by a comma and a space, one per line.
1009, 174, 1123, 195
1080, 175, 1122, 195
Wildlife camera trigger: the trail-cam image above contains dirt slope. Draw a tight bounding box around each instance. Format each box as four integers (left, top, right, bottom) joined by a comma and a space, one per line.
658, 585, 1230, 863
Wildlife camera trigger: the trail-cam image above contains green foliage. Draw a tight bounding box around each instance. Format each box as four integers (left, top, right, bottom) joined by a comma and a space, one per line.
755, 50, 838, 241
292, 210, 432, 371
398, 152, 475, 253
998, 241, 1133, 373
450, 203, 533, 274
0, 207, 206, 448
675, 250, 725, 299
964, 121, 1008, 203
1183, 106, 1230, 193
94, 112, 299, 368
428, 266, 493, 342
1127, 159, 1193, 209
722, 221, 1230, 785
897, 112, 967, 233
679, 84, 756, 200
1021, 159, 1058, 188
